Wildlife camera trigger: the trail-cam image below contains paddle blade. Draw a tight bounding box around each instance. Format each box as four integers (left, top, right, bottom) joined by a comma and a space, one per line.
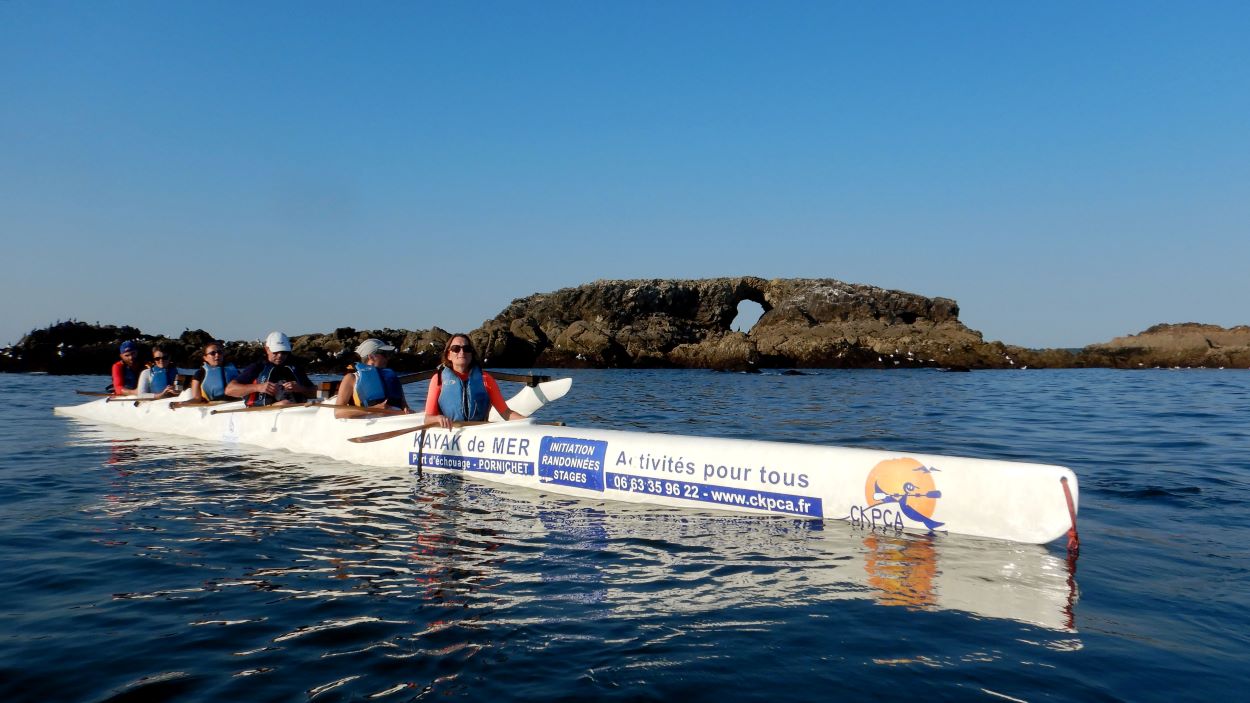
348, 421, 439, 444
347, 419, 487, 444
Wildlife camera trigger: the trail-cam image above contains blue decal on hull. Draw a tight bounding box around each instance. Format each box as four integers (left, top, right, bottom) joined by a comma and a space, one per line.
409, 452, 534, 476
605, 472, 822, 517
538, 436, 607, 491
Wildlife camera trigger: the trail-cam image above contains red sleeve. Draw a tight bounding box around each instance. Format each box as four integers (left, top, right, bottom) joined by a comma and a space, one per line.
482, 373, 509, 415
424, 373, 442, 416
111, 361, 127, 393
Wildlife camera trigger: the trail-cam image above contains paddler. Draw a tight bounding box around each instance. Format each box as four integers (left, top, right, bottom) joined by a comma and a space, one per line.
424, 334, 526, 429
135, 345, 180, 398
334, 338, 411, 418
190, 339, 240, 402
110, 340, 141, 395
226, 331, 316, 407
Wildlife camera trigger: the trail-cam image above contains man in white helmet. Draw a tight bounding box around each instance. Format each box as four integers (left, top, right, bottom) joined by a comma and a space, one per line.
226, 331, 317, 407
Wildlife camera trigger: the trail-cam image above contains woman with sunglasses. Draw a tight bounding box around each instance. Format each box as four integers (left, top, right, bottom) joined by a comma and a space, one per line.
135, 345, 180, 398
424, 334, 526, 429
189, 340, 240, 402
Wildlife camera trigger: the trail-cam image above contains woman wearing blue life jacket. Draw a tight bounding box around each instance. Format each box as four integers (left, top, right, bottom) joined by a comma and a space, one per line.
135, 345, 180, 398
334, 338, 411, 418
189, 340, 240, 402
423, 334, 526, 430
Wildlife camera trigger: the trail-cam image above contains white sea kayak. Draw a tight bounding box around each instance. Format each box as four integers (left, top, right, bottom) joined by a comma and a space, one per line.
55, 377, 1079, 545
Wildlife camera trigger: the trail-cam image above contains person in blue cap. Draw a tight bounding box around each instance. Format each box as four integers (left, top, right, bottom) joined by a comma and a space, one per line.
110, 340, 142, 395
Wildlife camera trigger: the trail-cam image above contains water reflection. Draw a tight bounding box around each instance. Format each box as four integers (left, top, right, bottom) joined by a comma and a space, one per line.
74, 424, 1080, 629
64, 420, 1081, 699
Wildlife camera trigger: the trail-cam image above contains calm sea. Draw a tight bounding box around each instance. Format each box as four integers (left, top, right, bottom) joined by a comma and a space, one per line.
1, 369, 1247, 702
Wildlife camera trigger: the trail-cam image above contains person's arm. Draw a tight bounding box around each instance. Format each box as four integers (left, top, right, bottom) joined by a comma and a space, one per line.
225, 363, 259, 399
135, 368, 154, 397
334, 374, 365, 419
112, 362, 136, 395
290, 368, 317, 398
188, 369, 205, 402
390, 372, 410, 410
425, 374, 454, 428
483, 373, 527, 421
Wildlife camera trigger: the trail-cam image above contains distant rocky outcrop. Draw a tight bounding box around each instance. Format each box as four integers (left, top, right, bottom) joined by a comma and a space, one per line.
475, 277, 1024, 370
0, 321, 458, 376
5, 280, 1247, 374
1079, 323, 1250, 368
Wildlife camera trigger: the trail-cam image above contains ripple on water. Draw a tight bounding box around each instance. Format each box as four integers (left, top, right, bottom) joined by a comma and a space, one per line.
3, 371, 1250, 700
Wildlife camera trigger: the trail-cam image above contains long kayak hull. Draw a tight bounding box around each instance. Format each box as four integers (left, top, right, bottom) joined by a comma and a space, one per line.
55, 379, 1078, 545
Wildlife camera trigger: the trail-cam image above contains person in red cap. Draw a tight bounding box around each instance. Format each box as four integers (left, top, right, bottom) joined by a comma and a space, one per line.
110, 340, 142, 395
226, 331, 317, 407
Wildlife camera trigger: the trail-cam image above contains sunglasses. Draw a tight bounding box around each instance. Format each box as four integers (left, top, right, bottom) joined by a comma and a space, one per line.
153, 356, 168, 361
205, 350, 222, 356
448, 345, 473, 354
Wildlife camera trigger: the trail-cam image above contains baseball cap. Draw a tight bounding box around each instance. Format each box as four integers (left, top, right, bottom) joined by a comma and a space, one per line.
265, 331, 292, 352
119, 340, 136, 354
356, 338, 396, 358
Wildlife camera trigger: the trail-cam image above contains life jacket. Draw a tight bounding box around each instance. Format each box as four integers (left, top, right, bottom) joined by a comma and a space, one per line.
437, 366, 489, 421
246, 363, 306, 407
199, 363, 239, 401
353, 363, 405, 408
111, 361, 140, 392
148, 364, 175, 393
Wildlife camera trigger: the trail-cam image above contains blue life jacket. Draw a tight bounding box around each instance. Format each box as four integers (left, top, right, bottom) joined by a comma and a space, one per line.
111, 362, 140, 392
247, 363, 305, 407
199, 363, 239, 401
438, 366, 489, 421
353, 364, 405, 408
148, 365, 175, 393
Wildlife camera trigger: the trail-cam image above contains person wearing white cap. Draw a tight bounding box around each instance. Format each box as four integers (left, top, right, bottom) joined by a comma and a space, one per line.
226, 331, 316, 407
334, 338, 410, 418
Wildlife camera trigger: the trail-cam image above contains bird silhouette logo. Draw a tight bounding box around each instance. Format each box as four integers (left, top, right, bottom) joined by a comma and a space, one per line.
864, 458, 945, 531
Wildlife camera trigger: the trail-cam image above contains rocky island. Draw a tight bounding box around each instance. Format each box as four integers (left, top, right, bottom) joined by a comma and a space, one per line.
3, 277, 1246, 374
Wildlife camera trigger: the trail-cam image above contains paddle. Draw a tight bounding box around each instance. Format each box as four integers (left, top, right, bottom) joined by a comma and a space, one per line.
316, 403, 412, 416
348, 420, 487, 444
210, 403, 410, 416
108, 394, 173, 403
211, 402, 317, 415
487, 372, 552, 387
394, 369, 552, 386
76, 390, 115, 397
129, 395, 178, 404
398, 369, 437, 385
170, 399, 235, 410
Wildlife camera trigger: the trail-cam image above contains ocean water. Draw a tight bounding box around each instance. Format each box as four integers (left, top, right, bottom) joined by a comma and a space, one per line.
1, 369, 1247, 702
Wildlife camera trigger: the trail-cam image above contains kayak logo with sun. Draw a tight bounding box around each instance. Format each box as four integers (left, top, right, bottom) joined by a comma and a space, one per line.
848, 457, 945, 532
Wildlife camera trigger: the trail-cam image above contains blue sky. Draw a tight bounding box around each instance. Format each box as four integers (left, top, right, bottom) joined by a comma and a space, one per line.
3, 1, 1247, 349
